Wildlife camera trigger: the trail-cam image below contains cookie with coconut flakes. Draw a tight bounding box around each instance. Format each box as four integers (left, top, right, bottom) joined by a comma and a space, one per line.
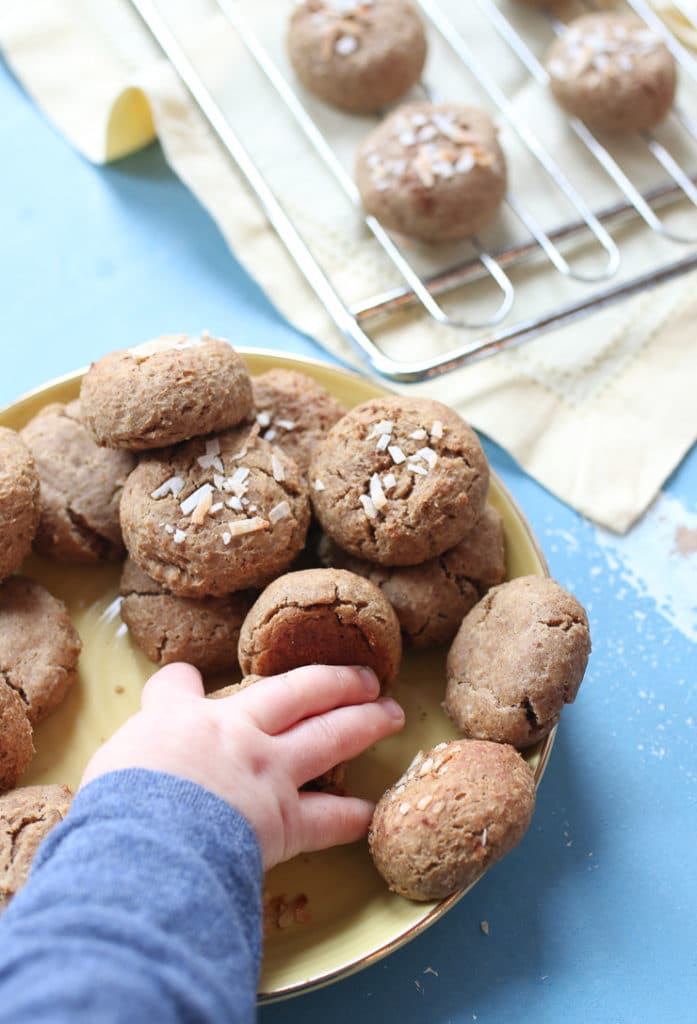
80, 334, 253, 451
287, 0, 427, 114
318, 503, 505, 648
20, 401, 135, 562
545, 13, 676, 134
0, 428, 40, 582
356, 102, 507, 242
120, 424, 311, 598
251, 369, 346, 478
0, 576, 81, 725
119, 559, 253, 675
309, 396, 489, 567
0, 785, 72, 911
237, 568, 402, 685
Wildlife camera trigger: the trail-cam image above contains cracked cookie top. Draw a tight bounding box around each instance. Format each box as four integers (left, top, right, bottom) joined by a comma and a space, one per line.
120, 423, 311, 598
0, 784, 72, 911
309, 396, 490, 567
0, 679, 33, 793
0, 427, 40, 582
237, 567, 402, 685
119, 558, 252, 675
80, 334, 253, 451
0, 576, 81, 725
20, 400, 135, 563
445, 575, 591, 749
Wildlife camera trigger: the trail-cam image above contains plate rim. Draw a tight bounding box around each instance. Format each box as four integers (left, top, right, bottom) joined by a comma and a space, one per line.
1, 348, 553, 1004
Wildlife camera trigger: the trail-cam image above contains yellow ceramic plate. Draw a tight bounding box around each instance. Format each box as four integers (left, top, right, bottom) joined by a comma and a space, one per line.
1, 349, 550, 1003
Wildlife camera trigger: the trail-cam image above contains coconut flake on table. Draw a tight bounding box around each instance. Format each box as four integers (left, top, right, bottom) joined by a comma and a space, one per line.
269, 500, 291, 524
180, 483, 214, 517
151, 475, 185, 500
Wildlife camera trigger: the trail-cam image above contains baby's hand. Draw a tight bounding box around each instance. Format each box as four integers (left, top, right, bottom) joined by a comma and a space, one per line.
81, 663, 405, 869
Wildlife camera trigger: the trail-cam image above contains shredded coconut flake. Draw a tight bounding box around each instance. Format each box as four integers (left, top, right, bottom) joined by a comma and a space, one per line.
226, 517, 269, 537
227, 496, 244, 512
271, 454, 285, 482
276, 419, 296, 431
269, 500, 291, 524
256, 411, 271, 428
226, 467, 250, 496
335, 34, 358, 56
383, 473, 396, 492
411, 446, 438, 469
222, 531, 232, 546
128, 335, 204, 361
173, 529, 187, 544
359, 494, 378, 520
264, 428, 277, 442
314, 479, 325, 491
164, 524, 175, 534
398, 802, 411, 816
388, 445, 406, 465
376, 433, 391, 452
180, 483, 214, 517
409, 428, 427, 440
209, 502, 223, 514
367, 419, 394, 440
191, 489, 213, 525
430, 420, 444, 439
151, 475, 185, 500
369, 473, 387, 511
410, 463, 428, 476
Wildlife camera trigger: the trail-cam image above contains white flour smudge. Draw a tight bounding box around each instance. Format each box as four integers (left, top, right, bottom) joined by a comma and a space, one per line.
594, 493, 697, 643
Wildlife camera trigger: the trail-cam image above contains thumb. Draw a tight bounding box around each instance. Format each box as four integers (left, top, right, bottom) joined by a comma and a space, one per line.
141, 662, 204, 709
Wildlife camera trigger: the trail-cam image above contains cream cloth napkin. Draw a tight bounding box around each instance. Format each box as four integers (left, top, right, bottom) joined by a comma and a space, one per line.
2, 0, 696, 532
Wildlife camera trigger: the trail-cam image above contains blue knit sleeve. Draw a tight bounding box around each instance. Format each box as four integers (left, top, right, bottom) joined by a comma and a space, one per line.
0, 769, 263, 1024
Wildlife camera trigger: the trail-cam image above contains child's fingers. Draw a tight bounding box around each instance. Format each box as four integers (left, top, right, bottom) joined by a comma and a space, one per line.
286, 792, 375, 862
141, 662, 205, 709
280, 698, 405, 786
235, 665, 380, 734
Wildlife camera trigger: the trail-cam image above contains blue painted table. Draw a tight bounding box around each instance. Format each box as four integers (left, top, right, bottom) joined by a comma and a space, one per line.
2, 58, 695, 1024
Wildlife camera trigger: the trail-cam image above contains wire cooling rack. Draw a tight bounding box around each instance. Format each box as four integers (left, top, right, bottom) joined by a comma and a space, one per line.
129, 0, 697, 382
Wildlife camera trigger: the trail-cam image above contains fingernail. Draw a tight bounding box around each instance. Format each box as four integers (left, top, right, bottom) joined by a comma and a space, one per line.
356, 667, 380, 694
380, 698, 405, 722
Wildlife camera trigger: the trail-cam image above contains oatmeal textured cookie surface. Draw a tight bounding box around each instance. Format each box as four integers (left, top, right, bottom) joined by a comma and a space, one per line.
545, 13, 676, 134
310, 396, 489, 566
0, 427, 40, 582
20, 401, 135, 562
288, 0, 427, 114
80, 334, 253, 450
0, 576, 81, 725
237, 568, 402, 685
119, 559, 252, 674
356, 103, 507, 242
318, 503, 505, 647
369, 739, 536, 900
251, 369, 346, 478
0, 682, 34, 793
445, 575, 591, 748
120, 424, 310, 597
0, 784, 72, 911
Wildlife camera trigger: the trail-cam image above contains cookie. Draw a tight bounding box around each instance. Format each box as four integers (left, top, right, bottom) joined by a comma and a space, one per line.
287, 0, 427, 114
80, 334, 253, 451
445, 575, 591, 749
0, 682, 34, 793
318, 503, 505, 648
356, 103, 507, 242
120, 424, 311, 598
0, 784, 72, 911
20, 401, 135, 563
368, 738, 536, 900
545, 13, 677, 134
0, 576, 82, 725
310, 396, 489, 566
0, 428, 40, 582
237, 568, 402, 686
119, 559, 252, 675
252, 369, 346, 478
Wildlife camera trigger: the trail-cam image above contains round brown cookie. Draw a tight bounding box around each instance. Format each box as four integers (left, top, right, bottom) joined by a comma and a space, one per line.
368, 738, 535, 900
119, 559, 253, 675
310, 396, 489, 566
252, 369, 346, 478
545, 13, 677, 134
120, 424, 310, 598
445, 575, 591, 749
0, 784, 72, 911
237, 568, 402, 686
80, 334, 253, 451
287, 0, 427, 114
20, 401, 135, 563
318, 503, 505, 648
356, 102, 507, 242
0, 428, 40, 582
0, 682, 34, 793
0, 576, 81, 725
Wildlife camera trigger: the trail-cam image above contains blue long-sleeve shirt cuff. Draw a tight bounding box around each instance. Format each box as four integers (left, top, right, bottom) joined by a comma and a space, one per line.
0, 769, 263, 1024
